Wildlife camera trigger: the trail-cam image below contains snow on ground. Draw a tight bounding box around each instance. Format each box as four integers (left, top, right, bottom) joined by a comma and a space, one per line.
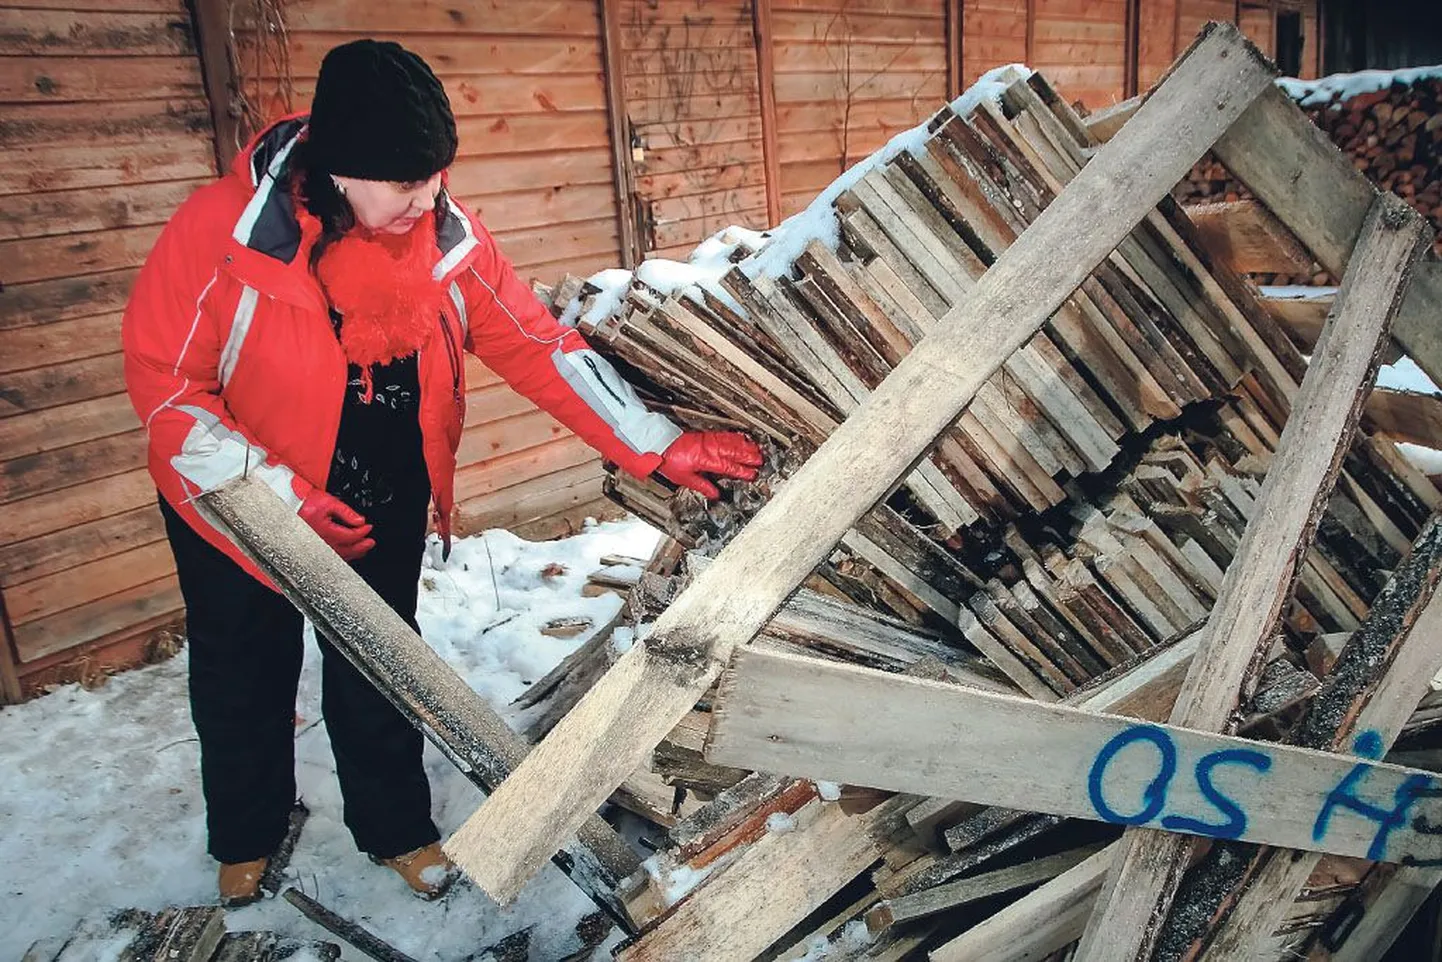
0, 517, 661, 961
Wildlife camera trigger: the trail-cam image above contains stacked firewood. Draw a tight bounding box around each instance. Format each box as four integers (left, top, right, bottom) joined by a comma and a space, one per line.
521, 66, 1442, 962
1178, 71, 1442, 282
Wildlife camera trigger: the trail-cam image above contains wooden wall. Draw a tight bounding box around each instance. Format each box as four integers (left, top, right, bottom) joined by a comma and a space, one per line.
772, 0, 949, 217
238, 0, 627, 544
962, 0, 1027, 87
0, 0, 216, 698
620, 0, 770, 259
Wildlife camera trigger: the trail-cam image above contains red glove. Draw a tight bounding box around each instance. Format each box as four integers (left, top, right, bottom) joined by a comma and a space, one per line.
657, 432, 764, 500
298, 491, 375, 562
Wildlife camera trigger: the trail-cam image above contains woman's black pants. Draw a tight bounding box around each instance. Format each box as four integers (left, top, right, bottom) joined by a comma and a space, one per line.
160, 495, 440, 864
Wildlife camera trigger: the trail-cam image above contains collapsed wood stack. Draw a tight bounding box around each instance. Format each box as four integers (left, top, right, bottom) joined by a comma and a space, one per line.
511, 50, 1442, 962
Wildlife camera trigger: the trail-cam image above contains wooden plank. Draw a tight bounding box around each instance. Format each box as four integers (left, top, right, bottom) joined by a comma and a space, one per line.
1151, 517, 1442, 961
5, 538, 173, 626
11, 573, 180, 663
1367, 388, 1442, 449
278, 1, 607, 37
0, 139, 212, 196
441, 24, 1276, 905
0, 226, 163, 287
0, 467, 154, 547
615, 797, 888, 962
752, 0, 782, 228
196, 474, 641, 930
0, 11, 194, 56
600, 0, 640, 267
0, 98, 211, 151
706, 645, 1442, 863
1075, 193, 1430, 962
1186, 199, 1314, 275
0, 596, 21, 704
0, 503, 163, 589
1211, 83, 1442, 396
0, 427, 145, 505
0, 269, 136, 330
189, 0, 237, 172
0, 314, 123, 373
0, 55, 204, 103
0, 179, 203, 241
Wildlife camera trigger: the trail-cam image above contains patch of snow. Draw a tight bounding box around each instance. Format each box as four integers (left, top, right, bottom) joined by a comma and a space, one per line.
0, 517, 660, 961
1376, 356, 1442, 395
610, 626, 637, 655
765, 811, 796, 834
1256, 285, 1337, 301
795, 920, 875, 961
559, 267, 633, 327
639, 855, 716, 908
742, 65, 1031, 282
1398, 443, 1442, 476
1277, 65, 1442, 109
814, 780, 843, 802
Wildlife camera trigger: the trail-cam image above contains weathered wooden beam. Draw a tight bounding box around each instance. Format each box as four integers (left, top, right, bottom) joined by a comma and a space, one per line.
194, 476, 639, 931
1211, 84, 1442, 391
1186, 199, 1314, 275
441, 23, 1276, 905
706, 645, 1442, 864
945, 0, 963, 100
188, 0, 241, 174
598, 0, 640, 267
751, 0, 782, 228
1366, 388, 1442, 450
1075, 192, 1430, 962
0, 593, 23, 704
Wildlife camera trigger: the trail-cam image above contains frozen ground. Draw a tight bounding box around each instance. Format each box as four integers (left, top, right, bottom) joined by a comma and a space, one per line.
0, 517, 661, 961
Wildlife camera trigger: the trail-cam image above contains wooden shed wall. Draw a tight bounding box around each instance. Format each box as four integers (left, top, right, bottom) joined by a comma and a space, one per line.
236, 0, 626, 543
620, 0, 770, 260
0, 0, 216, 697
772, 0, 949, 217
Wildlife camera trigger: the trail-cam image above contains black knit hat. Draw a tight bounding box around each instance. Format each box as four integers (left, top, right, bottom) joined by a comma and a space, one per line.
307, 39, 458, 183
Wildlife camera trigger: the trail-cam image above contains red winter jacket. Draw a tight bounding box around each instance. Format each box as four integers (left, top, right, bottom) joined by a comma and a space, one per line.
123, 117, 681, 579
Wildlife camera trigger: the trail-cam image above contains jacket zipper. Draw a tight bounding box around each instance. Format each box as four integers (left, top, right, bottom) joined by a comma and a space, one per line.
441, 311, 462, 404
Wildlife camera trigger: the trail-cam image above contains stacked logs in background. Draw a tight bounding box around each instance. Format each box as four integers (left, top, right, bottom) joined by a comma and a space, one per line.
1175, 73, 1442, 284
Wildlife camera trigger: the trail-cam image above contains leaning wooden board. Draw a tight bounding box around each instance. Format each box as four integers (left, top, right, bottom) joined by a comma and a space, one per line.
706, 645, 1442, 866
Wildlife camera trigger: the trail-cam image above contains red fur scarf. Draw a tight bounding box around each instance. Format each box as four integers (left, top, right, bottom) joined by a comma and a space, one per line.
311, 211, 446, 401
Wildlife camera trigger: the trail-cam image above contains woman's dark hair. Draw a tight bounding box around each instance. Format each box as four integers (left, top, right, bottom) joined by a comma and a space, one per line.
287, 136, 448, 274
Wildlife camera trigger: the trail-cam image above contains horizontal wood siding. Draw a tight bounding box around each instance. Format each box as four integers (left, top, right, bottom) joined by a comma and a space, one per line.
622, 0, 770, 258
239, 0, 619, 543
962, 0, 1028, 87
1136, 0, 1179, 89
773, 0, 948, 218
0, 0, 213, 691
1029, 0, 1128, 108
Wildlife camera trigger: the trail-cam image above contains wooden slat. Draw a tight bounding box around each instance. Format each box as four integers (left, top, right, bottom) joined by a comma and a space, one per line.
0, 9, 193, 57
0, 467, 155, 547
11, 573, 180, 663
0, 225, 163, 286
0, 427, 147, 505
705, 645, 1442, 863
0, 179, 204, 241
0, 98, 212, 151
0, 313, 123, 372
441, 24, 1277, 904
0, 352, 126, 418
0, 55, 204, 103
5, 538, 173, 626
278, 1, 608, 37
599, 0, 640, 267
0, 269, 137, 329
0, 503, 164, 589
0, 138, 213, 196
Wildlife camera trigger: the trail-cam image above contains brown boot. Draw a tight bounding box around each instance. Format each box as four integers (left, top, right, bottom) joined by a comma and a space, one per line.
372, 843, 460, 900
218, 858, 268, 908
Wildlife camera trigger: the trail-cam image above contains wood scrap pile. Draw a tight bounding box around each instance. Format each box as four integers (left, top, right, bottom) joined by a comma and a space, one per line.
20, 906, 339, 962
489, 28, 1442, 962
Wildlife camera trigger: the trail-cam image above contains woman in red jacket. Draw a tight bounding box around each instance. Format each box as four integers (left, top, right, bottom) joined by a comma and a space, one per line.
122, 39, 761, 907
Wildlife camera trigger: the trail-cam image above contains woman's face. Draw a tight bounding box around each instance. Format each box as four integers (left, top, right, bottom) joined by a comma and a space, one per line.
333, 172, 443, 235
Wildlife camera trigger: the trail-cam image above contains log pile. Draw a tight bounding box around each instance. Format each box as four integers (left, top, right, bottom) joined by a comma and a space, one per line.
503, 53, 1442, 962
1178, 70, 1442, 282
